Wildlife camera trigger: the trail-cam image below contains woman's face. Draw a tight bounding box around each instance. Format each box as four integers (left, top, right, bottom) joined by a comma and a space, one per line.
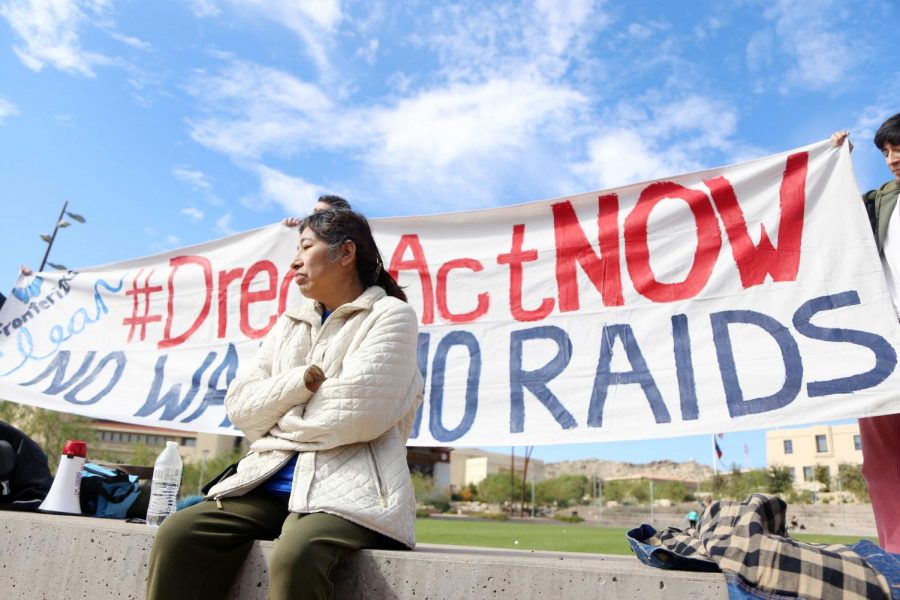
290, 228, 340, 301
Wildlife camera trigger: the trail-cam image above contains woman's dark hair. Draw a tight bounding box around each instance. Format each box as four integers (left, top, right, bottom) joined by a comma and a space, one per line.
300, 209, 407, 302
874, 113, 900, 151
316, 195, 352, 211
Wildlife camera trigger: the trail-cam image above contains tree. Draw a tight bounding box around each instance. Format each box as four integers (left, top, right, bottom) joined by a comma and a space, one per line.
478, 472, 522, 505
600, 479, 627, 503
535, 474, 588, 508
813, 464, 831, 492
458, 483, 477, 502
703, 468, 771, 500
0, 400, 97, 472
518, 446, 534, 516
659, 480, 688, 502
411, 471, 436, 504
409, 472, 451, 512
837, 463, 869, 502
767, 465, 794, 495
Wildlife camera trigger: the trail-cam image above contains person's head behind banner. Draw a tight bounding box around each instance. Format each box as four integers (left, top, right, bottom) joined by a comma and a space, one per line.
299, 209, 407, 303
874, 112, 900, 183
313, 195, 352, 213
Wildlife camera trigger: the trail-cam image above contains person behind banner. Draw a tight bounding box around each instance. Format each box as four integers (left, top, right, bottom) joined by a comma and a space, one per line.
0, 265, 35, 312
832, 113, 900, 553
282, 194, 352, 228
145, 208, 423, 600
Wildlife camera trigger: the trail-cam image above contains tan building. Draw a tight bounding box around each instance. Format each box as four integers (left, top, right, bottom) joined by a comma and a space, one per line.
766, 423, 863, 491
92, 420, 242, 464
449, 448, 546, 491
408, 447, 453, 490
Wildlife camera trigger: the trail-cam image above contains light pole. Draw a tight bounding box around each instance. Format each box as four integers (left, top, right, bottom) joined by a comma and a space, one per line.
836, 470, 846, 529
530, 470, 535, 518
39, 200, 86, 271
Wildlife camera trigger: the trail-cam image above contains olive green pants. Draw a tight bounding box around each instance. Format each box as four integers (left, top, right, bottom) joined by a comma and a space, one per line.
145, 490, 402, 600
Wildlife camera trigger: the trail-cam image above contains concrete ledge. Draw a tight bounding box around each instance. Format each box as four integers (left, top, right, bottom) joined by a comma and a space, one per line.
0, 511, 726, 599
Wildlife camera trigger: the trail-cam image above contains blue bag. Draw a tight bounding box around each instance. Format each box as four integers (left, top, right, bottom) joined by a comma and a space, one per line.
79, 463, 141, 519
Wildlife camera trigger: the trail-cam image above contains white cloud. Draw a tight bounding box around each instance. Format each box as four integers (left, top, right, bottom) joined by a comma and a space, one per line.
650, 96, 737, 151
355, 38, 379, 65
0, 0, 112, 76
692, 13, 726, 41
190, 61, 332, 113
180, 207, 205, 221
535, 0, 597, 55
421, 0, 607, 83
363, 77, 586, 184
574, 128, 694, 190
181, 3, 764, 209
107, 30, 152, 52
147, 229, 183, 252
745, 30, 774, 72
190, 0, 220, 18
254, 164, 322, 214
0, 97, 20, 123
186, 57, 588, 209
627, 23, 653, 40
186, 61, 334, 159
172, 165, 213, 192
215, 212, 235, 235
572, 95, 741, 189
753, 0, 862, 91
229, 0, 342, 77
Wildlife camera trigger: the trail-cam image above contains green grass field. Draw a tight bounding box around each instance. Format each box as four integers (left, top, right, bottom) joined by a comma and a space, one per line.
415, 518, 878, 555
416, 518, 631, 554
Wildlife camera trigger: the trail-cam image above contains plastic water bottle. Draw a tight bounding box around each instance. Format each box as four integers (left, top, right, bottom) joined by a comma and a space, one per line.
147, 441, 183, 527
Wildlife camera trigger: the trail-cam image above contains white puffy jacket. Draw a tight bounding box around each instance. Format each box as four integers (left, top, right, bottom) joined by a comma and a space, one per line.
206, 286, 423, 548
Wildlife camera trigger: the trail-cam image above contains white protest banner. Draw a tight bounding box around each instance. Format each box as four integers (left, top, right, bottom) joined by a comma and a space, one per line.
1, 139, 898, 446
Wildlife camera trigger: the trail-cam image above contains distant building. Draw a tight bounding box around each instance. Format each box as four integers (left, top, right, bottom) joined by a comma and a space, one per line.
91, 421, 452, 488
449, 448, 546, 492
765, 424, 862, 491
407, 447, 453, 491
92, 420, 242, 463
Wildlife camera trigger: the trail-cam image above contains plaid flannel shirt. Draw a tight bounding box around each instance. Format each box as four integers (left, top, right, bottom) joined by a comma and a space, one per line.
627, 493, 894, 600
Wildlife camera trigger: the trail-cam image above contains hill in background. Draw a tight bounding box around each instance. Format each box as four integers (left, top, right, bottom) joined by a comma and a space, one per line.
545, 458, 714, 482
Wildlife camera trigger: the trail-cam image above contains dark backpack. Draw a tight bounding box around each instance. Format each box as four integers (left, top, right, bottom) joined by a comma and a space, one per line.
0, 421, 52, 511
79, 463, 143, 519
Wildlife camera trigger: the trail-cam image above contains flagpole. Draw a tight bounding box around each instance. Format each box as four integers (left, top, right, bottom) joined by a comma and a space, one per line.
712, 435, 718, 476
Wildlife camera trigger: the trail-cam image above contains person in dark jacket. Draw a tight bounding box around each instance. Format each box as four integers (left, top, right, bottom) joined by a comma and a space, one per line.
0, 420, 52, 511
833, 113, 900, 553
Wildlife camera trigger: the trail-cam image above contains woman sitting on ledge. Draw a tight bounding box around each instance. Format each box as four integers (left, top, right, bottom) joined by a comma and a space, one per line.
146, 208, 423, 600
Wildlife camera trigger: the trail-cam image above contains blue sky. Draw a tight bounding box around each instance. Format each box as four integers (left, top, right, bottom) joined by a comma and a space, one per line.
1, 0, 898, 468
